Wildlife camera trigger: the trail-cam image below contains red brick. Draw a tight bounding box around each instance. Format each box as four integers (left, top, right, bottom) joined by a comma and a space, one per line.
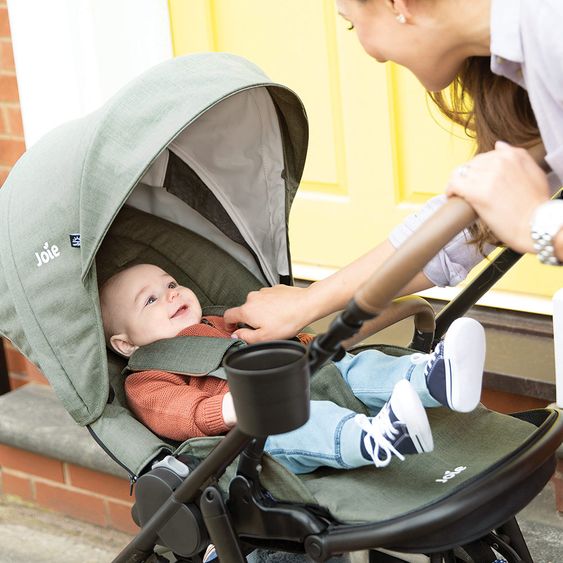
5, 105, 22, 136
0, 106, 7, 134
0, 164, 9, 186
1, 470, 34, 501
0, 445, 65, 482
25, 360, 49, 385
480, 389, 548, 414
0, 8, 10, 38
0, 40, 14, 71
66, 464, 132, 503
5, 345, 28, 374
107, 500, 137, 534
0, 137, 24, 166
0, 74, 18, 102
8, 374, 27, 390
554, 468, 563, 513
35, 481, 107, 527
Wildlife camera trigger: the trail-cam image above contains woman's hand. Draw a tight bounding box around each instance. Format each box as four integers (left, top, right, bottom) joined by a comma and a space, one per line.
224, 285, 313, 343
446, 141, 550, 253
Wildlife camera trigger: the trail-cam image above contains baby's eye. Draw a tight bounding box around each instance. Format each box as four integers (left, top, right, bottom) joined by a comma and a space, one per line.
145, 295, 157, 306
168, 281, 178, 289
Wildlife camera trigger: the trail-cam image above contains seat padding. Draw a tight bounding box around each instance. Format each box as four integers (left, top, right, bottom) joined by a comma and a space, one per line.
96, 204, 264, 309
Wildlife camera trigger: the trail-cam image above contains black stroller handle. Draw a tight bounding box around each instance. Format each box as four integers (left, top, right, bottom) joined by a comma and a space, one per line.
355, 196, 477, 315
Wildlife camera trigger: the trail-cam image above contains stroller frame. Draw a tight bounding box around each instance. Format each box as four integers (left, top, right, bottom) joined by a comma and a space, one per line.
0, 53, 560, 563
115, 199, 563, 563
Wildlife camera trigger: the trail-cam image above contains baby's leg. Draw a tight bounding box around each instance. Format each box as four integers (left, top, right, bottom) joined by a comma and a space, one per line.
334, 348, 440, 413
264, 400, 368, 474
265, 388, 432, 474
337, 317, 486, 415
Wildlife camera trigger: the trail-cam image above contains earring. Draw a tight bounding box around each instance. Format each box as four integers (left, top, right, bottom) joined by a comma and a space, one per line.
396, 13, 406, 24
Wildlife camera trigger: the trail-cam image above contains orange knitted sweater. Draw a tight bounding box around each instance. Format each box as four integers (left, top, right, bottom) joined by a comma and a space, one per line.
124, 316, 313, 442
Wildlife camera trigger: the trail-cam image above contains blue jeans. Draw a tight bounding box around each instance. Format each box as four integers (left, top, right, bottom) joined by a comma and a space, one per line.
264, 350, 440, 474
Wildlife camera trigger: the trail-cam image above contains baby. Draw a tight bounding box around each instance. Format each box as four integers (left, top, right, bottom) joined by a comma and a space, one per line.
100, 264, 486, 474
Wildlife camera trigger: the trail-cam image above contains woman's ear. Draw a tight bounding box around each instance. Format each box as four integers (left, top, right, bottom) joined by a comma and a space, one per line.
109, 334, 139, 358
386, 0, 412, 20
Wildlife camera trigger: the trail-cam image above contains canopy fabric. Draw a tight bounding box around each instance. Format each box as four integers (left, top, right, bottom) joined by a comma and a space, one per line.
0, 53, 308, 425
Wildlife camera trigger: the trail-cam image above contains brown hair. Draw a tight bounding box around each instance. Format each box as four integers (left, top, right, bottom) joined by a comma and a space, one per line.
429, 56, 540, 251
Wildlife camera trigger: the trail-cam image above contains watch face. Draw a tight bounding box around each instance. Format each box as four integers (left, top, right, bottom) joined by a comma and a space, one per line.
532, 200, 563, 237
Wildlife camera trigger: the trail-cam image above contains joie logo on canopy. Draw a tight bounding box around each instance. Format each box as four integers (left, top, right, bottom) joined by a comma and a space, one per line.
435, 466, 467, 484
35, 242, 60, 267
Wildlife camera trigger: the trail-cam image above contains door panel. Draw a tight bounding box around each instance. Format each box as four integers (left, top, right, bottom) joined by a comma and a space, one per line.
168, 0, 561, 304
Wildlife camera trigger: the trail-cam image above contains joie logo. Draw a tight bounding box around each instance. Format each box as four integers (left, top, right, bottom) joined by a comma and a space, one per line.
35, 242, 61, 268
435, 466, 467, 484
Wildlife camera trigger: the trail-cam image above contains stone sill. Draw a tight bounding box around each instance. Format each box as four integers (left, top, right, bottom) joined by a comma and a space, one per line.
0, 384, 127, 479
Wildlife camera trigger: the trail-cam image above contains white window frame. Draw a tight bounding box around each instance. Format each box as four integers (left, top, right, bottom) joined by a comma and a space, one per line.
7, 0, 172, 148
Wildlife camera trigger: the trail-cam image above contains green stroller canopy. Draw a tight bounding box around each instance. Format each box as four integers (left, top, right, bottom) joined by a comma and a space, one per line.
0, 53, 308, 425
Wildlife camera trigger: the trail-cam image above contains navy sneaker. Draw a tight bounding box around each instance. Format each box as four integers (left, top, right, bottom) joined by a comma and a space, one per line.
356, 379, 433, 468
203, 544, 218, 562
413, 317, 486, 413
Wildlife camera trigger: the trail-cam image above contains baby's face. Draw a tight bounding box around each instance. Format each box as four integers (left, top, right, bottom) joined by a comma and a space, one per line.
103, 264, 202, 353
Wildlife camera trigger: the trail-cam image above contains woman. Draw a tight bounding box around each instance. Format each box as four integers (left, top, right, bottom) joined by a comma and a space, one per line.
224, 0, 563, 343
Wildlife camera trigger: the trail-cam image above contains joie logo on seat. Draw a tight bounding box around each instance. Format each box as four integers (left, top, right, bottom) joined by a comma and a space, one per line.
435, 466, 467, 484
35, 242, 60, 267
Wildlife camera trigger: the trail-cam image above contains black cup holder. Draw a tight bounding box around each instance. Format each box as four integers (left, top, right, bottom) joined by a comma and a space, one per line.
223, 340, 310, 437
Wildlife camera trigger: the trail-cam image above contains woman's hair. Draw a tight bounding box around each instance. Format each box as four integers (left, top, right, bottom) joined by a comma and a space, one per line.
429, 56, 540, 251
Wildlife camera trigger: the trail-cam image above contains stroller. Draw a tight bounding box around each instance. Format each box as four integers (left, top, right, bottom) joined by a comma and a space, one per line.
0, 53, 561, 563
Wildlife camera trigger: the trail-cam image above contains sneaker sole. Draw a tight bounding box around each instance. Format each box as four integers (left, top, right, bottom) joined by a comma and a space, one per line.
391, 380, 434, 453
444, 318, 486, 412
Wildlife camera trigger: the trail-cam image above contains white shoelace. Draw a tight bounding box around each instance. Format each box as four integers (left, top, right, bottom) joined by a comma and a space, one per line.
410, 341, 443, 379
355, 408, 405, 468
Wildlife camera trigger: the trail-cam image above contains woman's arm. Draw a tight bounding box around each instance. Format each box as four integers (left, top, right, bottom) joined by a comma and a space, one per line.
223, 239, 433, 343
446, 141, 551, 254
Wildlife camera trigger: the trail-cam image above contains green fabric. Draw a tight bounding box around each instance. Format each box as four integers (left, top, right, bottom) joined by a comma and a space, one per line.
172, 347, 538, 523
96, 205, 264, 308
175, 437, 318, 505
0, 53, 307, 427
126, 336, 247, 380
88, 402, 172, 478
310, 362, 370, 415
104, 334, 540, 520
299, 406, 536, 523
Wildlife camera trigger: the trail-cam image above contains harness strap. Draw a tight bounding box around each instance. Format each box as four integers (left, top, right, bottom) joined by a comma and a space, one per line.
124, 336, 246, 380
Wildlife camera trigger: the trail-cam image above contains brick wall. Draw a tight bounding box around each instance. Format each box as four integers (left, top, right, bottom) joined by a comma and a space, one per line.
3, 340, 49, 389
0, 444, 137, 534
555, 459, 563, 513
0, 4, 134, 537
0, 1, 48, 390
0, 0, 24, 184
0, 0, 135, 536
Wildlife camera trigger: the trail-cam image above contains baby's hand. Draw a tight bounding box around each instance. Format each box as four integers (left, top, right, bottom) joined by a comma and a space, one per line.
222, 392, 237, 427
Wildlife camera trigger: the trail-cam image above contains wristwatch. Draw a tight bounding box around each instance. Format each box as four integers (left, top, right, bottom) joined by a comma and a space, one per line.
530, 199, 563, 265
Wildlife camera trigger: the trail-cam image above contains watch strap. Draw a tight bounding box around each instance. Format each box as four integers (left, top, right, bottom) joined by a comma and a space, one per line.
530, 200, 563, 266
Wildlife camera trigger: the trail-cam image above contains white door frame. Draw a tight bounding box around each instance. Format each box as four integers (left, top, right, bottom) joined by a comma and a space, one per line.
7, 0, 172, 148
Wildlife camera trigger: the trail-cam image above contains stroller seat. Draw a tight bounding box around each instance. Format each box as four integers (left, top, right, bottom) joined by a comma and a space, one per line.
0, 53, 561, 563
99, 206, 562, 559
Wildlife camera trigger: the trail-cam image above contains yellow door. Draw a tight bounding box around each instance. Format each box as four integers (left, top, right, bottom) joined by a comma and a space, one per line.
168, 0, 561, 308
